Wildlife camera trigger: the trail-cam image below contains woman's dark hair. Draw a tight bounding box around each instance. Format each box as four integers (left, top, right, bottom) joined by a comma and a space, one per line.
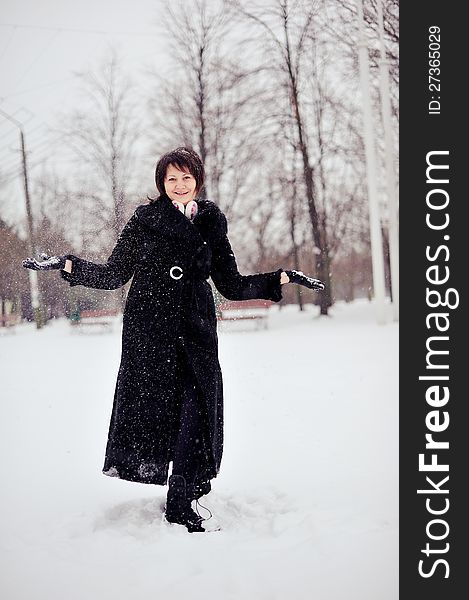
152, 147, 205, 200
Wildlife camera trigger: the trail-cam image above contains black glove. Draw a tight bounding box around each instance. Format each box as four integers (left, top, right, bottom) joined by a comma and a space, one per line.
285, 269, 325, 291
22, 253, 67, 271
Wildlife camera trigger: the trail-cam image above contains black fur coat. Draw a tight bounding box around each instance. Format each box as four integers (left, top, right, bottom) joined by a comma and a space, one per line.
60, 195, 283, 486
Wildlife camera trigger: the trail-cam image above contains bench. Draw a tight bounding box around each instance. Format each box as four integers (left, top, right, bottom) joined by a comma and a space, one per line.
217, 299, 274, 330
0, 313, 21, 332
70, 309, 120, 333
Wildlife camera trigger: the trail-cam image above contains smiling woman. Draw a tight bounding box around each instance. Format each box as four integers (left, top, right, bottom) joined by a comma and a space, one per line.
22, 145, 325, 533
155, 148, 202, 220
164, 165, 198, 203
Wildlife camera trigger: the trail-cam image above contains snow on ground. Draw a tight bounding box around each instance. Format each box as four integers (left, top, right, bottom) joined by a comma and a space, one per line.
0, 299, 398, 600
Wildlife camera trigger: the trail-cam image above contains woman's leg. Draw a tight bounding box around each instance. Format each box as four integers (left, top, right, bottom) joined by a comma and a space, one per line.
171, 375, 206, 486
165, 363, 211, 532
168, 341, 214, 498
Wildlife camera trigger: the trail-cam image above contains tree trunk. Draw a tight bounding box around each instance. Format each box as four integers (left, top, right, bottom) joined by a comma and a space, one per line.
284, 19, 332, 315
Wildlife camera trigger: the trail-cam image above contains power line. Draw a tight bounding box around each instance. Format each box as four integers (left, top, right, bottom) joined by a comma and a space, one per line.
0, 23, 156, 37
1, 154, 54, 185
1, 131, 70, 177
9, 30, 61, 95
1, 76, 76, 100
1, 121, 53, 155
0, 129, 19, 146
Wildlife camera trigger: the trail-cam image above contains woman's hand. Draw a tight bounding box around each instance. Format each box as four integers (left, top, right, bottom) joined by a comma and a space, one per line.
283, 269, 325, 290
22, 253, 67, 271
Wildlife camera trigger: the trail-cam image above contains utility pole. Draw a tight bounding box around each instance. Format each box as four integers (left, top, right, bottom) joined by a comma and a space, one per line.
356, 0, 387, 325
0, 108, 45, 329
377, 0, 399, 321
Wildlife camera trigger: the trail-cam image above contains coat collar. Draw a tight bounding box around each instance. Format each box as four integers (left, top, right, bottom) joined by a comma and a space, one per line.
136, 195, 221, 245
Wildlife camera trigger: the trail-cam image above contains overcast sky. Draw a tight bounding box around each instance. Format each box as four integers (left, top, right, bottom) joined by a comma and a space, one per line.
0, 0, 168, 224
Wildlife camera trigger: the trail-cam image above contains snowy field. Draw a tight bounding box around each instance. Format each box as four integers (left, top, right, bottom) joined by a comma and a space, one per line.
0, 300, 398, 600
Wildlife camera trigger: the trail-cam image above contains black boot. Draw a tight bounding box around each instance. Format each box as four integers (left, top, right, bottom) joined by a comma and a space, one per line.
187, 478, 211, 501
165, 474, 205, 533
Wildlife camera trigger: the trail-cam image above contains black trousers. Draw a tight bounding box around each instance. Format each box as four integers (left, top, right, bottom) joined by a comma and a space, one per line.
170, 348, 211, 487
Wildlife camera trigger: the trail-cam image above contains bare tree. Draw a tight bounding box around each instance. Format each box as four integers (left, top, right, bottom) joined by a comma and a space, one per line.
59, 49, 142, 253
148, 0, 270, 218
149, 0, 226, 200
227, 0, 392, 310
272, 116, 311, 311
0, 218, 29, 319
51, 50, 144, 309
328, 0, 399, 88
286, 153, 309, 311
227, 0, 339, 314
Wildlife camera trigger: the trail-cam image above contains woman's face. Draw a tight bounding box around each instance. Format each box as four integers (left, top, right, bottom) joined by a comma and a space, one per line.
164, 164, 198, 204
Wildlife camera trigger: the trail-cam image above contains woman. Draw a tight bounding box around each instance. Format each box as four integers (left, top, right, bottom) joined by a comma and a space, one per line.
23, 147, 324, 533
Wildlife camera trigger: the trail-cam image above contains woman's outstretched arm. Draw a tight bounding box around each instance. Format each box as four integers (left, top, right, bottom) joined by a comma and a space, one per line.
59, 212, 143, 289
209, 213, 324, 300
210, 213, 284, 302
23, 211, 144, 290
